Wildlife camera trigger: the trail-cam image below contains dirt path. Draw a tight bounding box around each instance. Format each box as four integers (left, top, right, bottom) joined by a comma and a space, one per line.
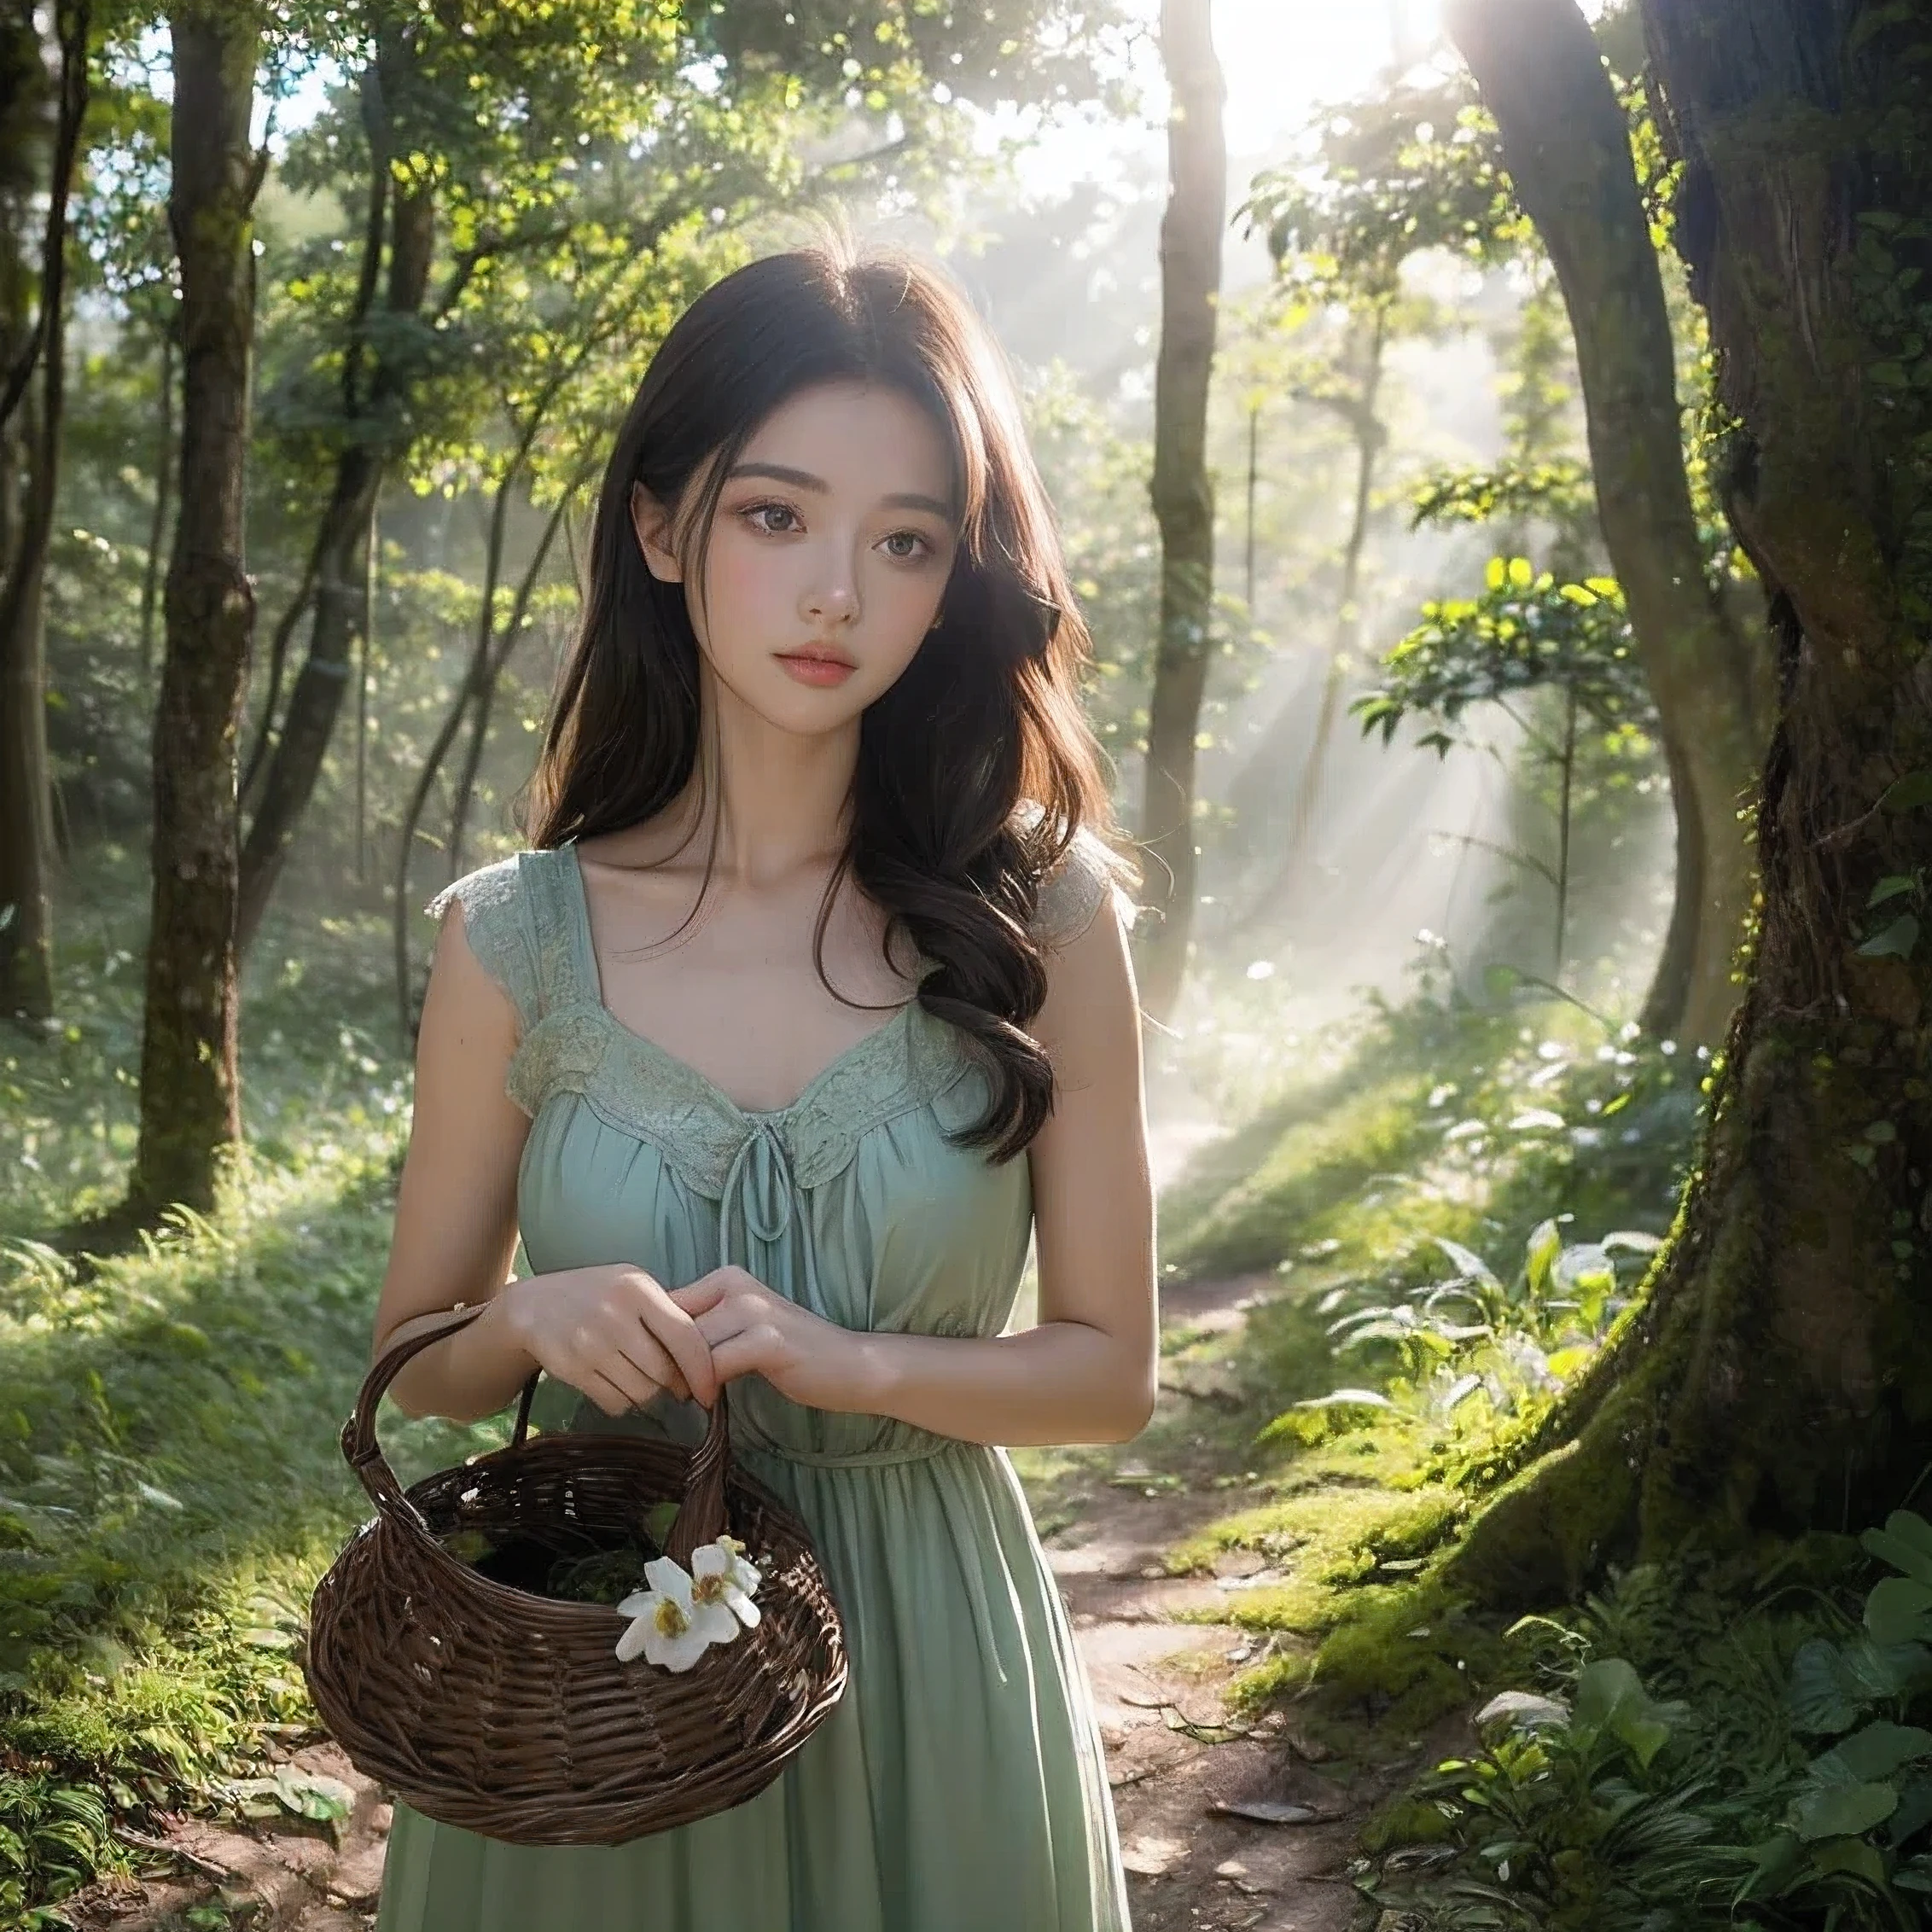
66, 1275, 1429, 1932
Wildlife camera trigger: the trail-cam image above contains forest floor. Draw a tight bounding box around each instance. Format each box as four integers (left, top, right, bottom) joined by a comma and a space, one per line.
52, 1263, 1469, 1932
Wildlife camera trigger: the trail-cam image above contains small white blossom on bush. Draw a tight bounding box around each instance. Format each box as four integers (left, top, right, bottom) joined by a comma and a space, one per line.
690, 1535, 762, 1629
614, 1556, 739, 1670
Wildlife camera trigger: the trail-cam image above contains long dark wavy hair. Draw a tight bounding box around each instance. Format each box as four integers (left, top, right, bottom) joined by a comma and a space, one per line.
524, 242, 1128, 1162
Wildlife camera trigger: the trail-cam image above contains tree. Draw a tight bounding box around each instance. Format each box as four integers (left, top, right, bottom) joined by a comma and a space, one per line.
1134, 0, 1225, 1025
1444, 0, 1932, 1603
1446, 0, 1772, 1048
0, 0, 89, 1022
128, 3, 265, 1219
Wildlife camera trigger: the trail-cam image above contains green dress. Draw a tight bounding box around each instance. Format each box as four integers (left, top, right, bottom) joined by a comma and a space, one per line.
375, 838, 1132, 1932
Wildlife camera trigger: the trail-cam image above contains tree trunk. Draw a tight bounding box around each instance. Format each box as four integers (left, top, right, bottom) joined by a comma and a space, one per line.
1445, 0, 1932, 1605
1135, 0, 1225, 1024
1637, 727, 1702, 1038
236, 83, 433, 954
236, 444, 383, 951
130, 5, 261, 1218
1446, 0, 1772, 1049
138, 320, 175, 679
0, 0, 84, 1024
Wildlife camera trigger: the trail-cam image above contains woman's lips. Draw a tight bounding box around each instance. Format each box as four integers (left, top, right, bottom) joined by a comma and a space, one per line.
775, 651, 857, 687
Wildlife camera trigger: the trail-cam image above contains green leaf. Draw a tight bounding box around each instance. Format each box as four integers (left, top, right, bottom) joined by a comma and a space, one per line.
1857, 914, 1919, 959
1790, 1782, 1899, 1842
1792, 1638, 1872, 1733
1791, 1636, 1932, 1733
1885, 1773, 1932, 1848
1823, 1720, 1932, 1783
1870, 875, 1917, 908
1434, 1237, 1504, 1289
1572, 1657, 1675, 1768
272, 1766, 356, 1824
1866, 1578, 1932, 1646
1523, 1219, 1562, 1301
1865, 1512, 1932, 1586
1812, 1836, 1894, 1887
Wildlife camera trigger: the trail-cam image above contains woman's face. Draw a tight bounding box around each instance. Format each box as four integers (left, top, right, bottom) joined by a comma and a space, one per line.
632, 379, 960, 733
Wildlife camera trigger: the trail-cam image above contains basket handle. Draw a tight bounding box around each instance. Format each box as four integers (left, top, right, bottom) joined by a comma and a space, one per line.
340, 1303, 735, 1558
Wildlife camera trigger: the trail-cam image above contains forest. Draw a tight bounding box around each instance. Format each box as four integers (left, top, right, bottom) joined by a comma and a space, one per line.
3, 0, 1931, 1928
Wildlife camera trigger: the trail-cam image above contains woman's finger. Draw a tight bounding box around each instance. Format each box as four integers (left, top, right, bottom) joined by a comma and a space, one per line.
667, 1275, 733, 1317
577, 1367, 645, 1418
640, 1295, 719, 1409
594, 1348, 665, 1411
691, 1301, 756, 1347
613, 1326, 686, 1402
707, 1328, 776, 1387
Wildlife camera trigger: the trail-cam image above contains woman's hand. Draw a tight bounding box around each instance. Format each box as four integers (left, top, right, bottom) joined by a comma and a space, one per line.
670, 1266, 868, 1413
500, 1264, 718, 1417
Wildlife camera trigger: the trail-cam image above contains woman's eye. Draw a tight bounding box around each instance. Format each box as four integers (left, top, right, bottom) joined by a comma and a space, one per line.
744, 503, 800, 535
881, 530, 930, 561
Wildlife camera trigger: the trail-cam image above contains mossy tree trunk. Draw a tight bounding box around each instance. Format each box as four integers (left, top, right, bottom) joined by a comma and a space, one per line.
0, 0, 85, 1025
1447, 0, 1932, 1605
1447, 0, 1772, 1050
130, 6, 262, 1218
1135, 0, 1225, 1025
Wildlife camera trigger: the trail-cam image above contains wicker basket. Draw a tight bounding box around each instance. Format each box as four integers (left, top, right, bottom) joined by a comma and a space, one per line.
303, 1304, 847, 1845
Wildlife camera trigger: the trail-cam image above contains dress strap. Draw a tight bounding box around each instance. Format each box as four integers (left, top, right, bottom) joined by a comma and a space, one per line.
523, 843, 603, 1016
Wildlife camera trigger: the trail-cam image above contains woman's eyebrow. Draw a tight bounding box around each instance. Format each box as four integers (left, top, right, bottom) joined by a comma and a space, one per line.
727, 461, 953, 521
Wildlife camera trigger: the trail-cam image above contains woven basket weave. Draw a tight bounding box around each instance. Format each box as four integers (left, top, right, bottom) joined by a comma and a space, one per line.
304, 1304, 847, 1845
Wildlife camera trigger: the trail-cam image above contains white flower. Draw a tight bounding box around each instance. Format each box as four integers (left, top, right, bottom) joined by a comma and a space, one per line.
689, 1535, 762, 1630
614, 1556, 739, 1670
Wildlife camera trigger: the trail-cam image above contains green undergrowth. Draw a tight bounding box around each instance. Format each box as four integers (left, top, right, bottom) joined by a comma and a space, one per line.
0, 1155, 504, 1926
1151, 984, 1708, 1759
1345, 1522, 1932, 1930
0, 863, 512, 1927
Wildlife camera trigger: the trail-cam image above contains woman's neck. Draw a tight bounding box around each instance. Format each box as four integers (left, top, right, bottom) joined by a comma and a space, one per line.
668, 671, 858, 887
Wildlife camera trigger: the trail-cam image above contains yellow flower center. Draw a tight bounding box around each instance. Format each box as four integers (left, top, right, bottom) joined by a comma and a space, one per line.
654, 1597, 690, 1638
692, 1573, 729, 1604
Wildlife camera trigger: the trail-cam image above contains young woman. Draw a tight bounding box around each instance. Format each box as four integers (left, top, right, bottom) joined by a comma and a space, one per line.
367, 242, 1155, 1931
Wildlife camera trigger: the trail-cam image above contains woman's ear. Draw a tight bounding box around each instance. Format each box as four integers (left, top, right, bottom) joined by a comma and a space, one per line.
629, 484, 683, 584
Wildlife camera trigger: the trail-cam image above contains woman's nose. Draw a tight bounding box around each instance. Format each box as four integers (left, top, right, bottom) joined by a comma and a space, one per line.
800, 557, 859, 626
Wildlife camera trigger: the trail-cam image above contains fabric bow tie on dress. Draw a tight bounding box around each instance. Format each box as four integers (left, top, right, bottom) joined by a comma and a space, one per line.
719, 1119, 795, 1271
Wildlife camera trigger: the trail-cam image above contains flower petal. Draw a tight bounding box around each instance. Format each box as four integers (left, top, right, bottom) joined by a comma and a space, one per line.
723, 1586, 762, 1629
690, 1599, 742, 1646
644, 1555, 695, 1605
616, 1590, 655, 1618
691, 1545, 728, 1579
643, 1621, 713, 1672
614, 1613, 654, 1664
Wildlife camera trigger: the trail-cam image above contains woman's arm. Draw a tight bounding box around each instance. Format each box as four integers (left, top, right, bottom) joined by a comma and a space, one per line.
675, 893, 1159, 1445
370, 901, 550, 1422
